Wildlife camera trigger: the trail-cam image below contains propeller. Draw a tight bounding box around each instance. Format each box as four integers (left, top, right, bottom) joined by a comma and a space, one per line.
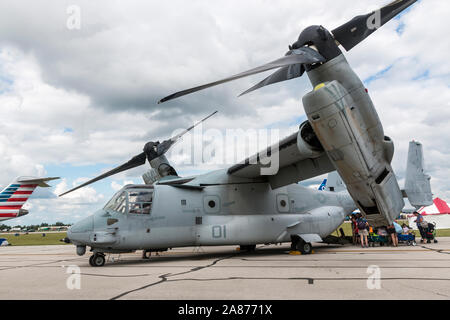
332, 0, 418, 51
158, 47, 325, 104
59, 111, 218, 197
158, 0, 417, 103
239, 63, 305, 97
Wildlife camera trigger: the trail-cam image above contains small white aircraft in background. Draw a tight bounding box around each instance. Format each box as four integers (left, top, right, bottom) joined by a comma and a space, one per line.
0, 177, 59, 222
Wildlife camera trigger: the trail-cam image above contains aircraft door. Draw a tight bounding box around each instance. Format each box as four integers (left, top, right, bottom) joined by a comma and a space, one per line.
125, 190, 154, 249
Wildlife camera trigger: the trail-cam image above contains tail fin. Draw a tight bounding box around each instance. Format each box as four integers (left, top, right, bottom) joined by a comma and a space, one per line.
0, 176, 59, 221
403, 141, 433, 209
325, 171, 346, 192
318, 179, 327, 191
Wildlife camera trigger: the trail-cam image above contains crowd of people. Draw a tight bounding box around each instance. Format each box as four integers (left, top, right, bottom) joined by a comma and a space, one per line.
349, 211, 432, 248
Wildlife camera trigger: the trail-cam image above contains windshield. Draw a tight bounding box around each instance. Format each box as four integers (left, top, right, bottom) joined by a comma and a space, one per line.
104, 191, 127, 213
104, 188, 153, 214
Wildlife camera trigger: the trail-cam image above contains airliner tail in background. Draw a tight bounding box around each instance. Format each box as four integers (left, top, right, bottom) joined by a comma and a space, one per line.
0, 177, 59, 222
318, 179, 327, 191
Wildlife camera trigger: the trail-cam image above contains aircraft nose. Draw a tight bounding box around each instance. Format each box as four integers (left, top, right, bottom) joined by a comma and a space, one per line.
67, 215, 94, 245
70, 215, 94, 233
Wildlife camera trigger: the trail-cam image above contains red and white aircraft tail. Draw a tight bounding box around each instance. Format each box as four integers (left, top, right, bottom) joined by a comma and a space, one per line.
0, 177, 59, 222
407, 198, 450, 230
419, 198, 450, 216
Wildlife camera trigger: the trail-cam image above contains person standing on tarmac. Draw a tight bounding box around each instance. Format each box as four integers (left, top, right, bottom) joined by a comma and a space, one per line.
413, 211, 427, 243
356, 214, 369, 248
387, 224, 398, 247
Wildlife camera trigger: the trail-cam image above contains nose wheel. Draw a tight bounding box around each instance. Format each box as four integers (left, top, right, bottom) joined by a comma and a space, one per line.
89, 253, 106, 267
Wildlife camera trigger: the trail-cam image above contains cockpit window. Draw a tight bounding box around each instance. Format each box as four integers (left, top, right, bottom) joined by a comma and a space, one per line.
128, 191, 153, 215
105, 191, 127, 214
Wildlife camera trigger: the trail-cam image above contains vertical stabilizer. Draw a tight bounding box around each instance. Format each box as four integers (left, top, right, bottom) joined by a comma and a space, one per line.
0, 176, 59, 221
325, 171, 346, 192
404, 141, 433, 209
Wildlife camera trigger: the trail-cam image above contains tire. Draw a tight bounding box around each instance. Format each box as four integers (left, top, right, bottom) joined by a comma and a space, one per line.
89, 255, 95, 266
90, 254, 105, 267
297, 241, 312, 255
240, 245, 256, 252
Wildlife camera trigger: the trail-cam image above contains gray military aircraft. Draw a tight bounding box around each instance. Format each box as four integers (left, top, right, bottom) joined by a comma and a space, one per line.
61, 0, 432, 267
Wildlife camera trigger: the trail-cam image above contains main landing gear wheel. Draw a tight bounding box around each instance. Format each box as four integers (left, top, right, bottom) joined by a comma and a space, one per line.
89, 253, 106, 267
291, 236, 313, 255
297, 240, 313, 255
142, 250, 151, 259
239, 245, 256, 252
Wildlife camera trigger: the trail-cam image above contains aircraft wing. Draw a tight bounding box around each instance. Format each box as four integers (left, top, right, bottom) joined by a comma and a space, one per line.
227, 130, 335, 189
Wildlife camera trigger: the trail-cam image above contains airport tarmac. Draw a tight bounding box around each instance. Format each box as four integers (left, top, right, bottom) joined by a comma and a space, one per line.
0, 239, 449, 300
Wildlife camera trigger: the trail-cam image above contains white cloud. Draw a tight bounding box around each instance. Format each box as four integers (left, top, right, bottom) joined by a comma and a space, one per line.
54, 179, 103, 204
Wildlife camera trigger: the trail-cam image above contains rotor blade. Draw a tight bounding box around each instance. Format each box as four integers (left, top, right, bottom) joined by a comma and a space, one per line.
170, 111, 218, 143
59, 152, 147, 197
332, 0, 417, 51
158, 47, 325, 104
239, 63, 305, 97
157, 111, 219, 156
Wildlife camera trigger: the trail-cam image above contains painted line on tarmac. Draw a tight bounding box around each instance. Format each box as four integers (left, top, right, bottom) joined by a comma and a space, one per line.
163, 276, 450, 288
317, 249, 449, 253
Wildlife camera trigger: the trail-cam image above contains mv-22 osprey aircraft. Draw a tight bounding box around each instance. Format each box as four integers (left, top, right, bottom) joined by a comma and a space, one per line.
61, 0, 433, 267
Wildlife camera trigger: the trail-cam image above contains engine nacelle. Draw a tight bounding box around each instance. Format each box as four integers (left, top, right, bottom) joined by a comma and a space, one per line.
142, 155, 178, 185
383, 136, 395, 164
302, 80, 404, 226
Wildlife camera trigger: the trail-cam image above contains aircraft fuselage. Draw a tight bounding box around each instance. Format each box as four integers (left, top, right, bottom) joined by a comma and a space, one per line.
68, 180, 355, 253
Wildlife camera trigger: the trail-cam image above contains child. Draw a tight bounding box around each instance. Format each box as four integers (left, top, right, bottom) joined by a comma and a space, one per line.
402, 224, 412, 235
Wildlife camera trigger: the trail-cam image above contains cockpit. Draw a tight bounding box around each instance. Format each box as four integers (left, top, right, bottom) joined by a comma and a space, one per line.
104, 185, 154, 215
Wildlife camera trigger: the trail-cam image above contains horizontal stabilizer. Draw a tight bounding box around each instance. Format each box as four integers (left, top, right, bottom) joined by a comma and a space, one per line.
17, 177, 60, 188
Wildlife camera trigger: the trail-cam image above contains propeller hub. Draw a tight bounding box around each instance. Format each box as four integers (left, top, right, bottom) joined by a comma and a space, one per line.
144, 141, 160, 160
292, 25, 341, 63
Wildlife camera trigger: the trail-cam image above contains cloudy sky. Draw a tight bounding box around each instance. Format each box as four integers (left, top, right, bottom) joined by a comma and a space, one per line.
1, 0, 449, 226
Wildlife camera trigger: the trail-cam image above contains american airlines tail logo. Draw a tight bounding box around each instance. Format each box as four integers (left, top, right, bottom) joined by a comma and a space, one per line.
0, 177, 59, 221
0, 183, 37, 219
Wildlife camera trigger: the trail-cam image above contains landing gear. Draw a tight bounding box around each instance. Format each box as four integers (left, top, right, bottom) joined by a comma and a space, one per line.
239, 245, 256, 252
297, 240, 313, 254
291, 236, 313, 255
142, 250, 151, 259
89, 253, 106, 267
